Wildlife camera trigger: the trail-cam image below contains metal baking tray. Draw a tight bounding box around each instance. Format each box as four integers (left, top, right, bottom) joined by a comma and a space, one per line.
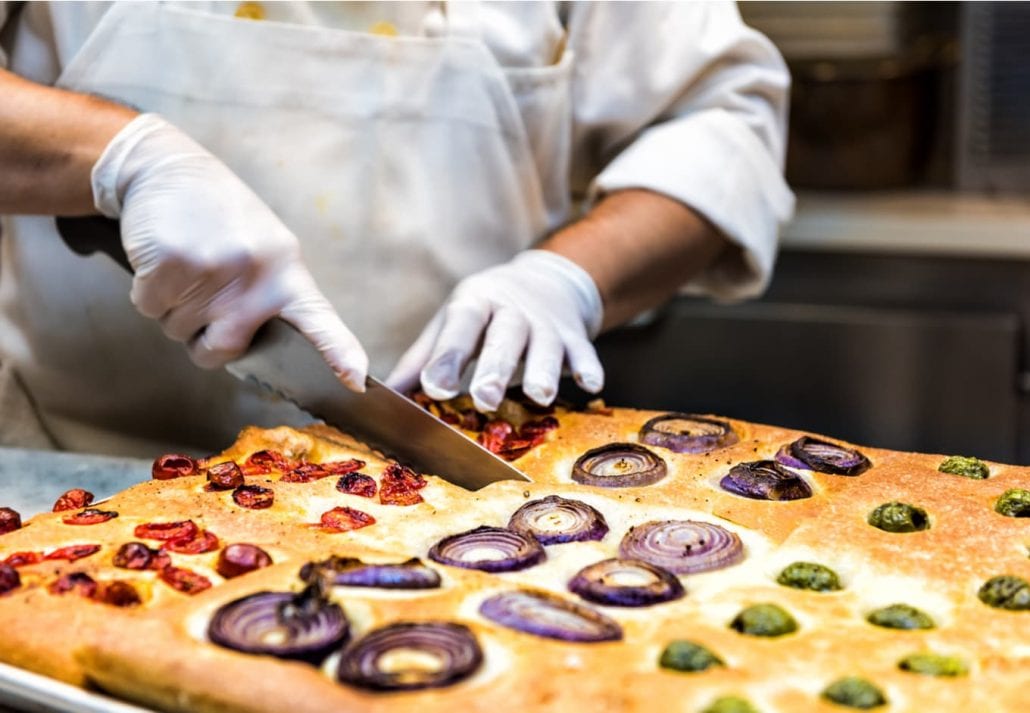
0, 662, 152, 713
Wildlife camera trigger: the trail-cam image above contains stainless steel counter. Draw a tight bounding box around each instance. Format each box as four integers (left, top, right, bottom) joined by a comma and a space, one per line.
0, 448, 150, 517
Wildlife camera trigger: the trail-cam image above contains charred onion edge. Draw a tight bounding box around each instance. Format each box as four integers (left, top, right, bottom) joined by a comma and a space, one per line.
571, 443, 667, 488
639, 413, 739, 454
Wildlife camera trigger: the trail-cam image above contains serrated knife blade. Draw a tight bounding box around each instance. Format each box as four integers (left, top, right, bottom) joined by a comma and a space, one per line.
55, 215, 529, 489
226, 319, 529, 489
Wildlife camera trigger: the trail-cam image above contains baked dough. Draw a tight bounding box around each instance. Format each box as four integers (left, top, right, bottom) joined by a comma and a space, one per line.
0, 405, 1026, 712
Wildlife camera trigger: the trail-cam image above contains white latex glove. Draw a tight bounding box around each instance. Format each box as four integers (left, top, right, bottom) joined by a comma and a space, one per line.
92, 114, 367, 390
386, 249, 604, 412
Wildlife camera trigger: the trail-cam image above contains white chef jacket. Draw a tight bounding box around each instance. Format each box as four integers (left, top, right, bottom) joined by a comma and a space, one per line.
0, 1, 794, 456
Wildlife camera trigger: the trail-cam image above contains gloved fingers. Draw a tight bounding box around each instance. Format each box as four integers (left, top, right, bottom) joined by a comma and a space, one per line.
419, 299, 491, 401
564, 334, 605, 394
188, 314, 264, 370
469, 308, 530, 412
384, 311, 445, 395
279, 293, 369, 393
156, 276, 233, 343
521, 325, 564, 407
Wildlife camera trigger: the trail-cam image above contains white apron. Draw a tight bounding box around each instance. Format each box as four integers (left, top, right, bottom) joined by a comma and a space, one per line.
0, 1, 573, 455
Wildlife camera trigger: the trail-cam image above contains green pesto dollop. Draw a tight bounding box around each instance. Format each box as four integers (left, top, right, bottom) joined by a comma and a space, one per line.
776, 561, 842, 592
977, 575, 1030, 611
866, 603, 935, 630
867, 501, 929, 533
995, 488, 1030, 518
729, 603, 798, 637
821, 677, 887, 709
659, 640, 724, 673
700, 696, 760, 713
938, 455, 990, 480
898, 652, 969, 677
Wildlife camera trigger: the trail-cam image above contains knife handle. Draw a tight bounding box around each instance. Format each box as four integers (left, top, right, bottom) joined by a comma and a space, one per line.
55, 216, 133, 274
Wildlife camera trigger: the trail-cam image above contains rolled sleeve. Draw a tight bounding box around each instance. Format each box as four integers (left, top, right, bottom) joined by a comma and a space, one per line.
570, 1, 795, 300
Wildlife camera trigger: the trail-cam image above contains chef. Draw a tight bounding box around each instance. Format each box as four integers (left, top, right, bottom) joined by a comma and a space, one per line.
0, 1, 793, 457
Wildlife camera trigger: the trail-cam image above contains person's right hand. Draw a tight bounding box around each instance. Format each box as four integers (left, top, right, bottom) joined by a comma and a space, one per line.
91, 114, 367, 390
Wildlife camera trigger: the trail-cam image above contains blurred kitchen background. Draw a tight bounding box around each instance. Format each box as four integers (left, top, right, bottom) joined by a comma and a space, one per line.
592, 2, 1030, 464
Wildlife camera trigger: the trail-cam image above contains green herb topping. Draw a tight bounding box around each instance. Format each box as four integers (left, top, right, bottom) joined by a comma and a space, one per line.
700, 696, 760, 713
977, 575, 1030, 611
867, 501, 929, 533
866, 603, 935, 630
898, 652, 969, 677
994, 488, 1030, 518
729, 603, 798, 637
938, 455, 989, 479
658, 640, 724, 673
822, 677, 887, 709
776, 561, 842, 592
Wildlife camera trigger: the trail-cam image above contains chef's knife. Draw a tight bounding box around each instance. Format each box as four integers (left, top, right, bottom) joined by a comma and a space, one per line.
54, 216, 530, 489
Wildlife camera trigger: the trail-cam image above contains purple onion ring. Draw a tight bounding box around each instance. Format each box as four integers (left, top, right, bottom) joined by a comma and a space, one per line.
337, 622, 482, 691
619, 520, 745, 574
479, 590, 622, 642
428, 525, 545, 573
572, 443, 667, 488
774, 445, 809, 470
569, 558, 685, 607
507, 495, 609, 545
207, 588, 349, 664
639, 413, 738, 453
788, 436, 871, 476
720, 460, 813, 501
300, 556, 441, 590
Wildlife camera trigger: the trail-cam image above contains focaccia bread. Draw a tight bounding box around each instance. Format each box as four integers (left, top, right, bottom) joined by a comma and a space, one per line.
1, 401, 1027, 713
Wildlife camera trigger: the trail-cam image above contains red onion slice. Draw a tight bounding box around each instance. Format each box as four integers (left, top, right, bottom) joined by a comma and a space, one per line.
773, 445, 809, 470
479, 590, 622, 642
572, 444, 667, 488
337, 622, 483, 691
720, 461, 813, 501
619, 520, 745, 574
208, 587, 349, 664
507, 495, 609, 544
639, 413, 738, 453
569, 558, 685, 607
788, 436, 871, 476
300, 556, 442, 590
428, 526, 545, 573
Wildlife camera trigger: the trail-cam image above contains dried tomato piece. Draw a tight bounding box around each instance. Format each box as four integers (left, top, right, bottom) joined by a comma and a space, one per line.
44, 544, 101, 562
336, 473, 377, 498
52, 488, 95, 512
159, 566, 212, 595
520, 416, 560, 439
152, 453, 200, 480
232, 484, 274, 509
96, 580, 141, 607
319, 506, 376, 532
62, 508, 118, 526
497, 438, 536, 461
206, 461, 244, 490
478, 419, 515, 454
0, 564, 20, 594
113, 542, 159, 570
322, 459, 366, 475
3, 551, 42, 568
280, 463, 329, 483
379, 463, 426, 506
242, 449, 293, 475
0, 507, 22, 535
164, 530, 220, 555
49, 571, 98, 597
134, 520, 199, 541
216, 543, 273, 579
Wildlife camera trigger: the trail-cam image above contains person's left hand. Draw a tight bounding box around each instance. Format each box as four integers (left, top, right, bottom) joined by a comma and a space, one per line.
386, 250, 605, 412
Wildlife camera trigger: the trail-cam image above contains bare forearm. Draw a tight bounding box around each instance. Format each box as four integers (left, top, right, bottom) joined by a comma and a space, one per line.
540, 189, 729, 331
0, 69, 136, 215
